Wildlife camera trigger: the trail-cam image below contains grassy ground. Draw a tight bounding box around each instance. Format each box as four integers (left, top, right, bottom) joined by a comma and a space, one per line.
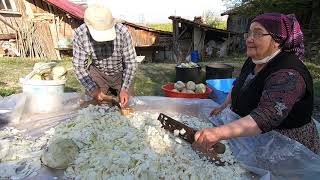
0, 57, 246, 97
0, 57, 319, 97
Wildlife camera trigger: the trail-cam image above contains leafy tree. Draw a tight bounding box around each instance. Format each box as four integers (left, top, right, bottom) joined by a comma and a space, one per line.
222, 0, 319, 36
147, 23, 173, 32
203, 10, 227, 29
222, 0, 311, 17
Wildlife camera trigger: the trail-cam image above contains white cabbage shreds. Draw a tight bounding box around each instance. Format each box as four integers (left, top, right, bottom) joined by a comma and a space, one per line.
0, 127, 54, 179
49, 105, 246, 179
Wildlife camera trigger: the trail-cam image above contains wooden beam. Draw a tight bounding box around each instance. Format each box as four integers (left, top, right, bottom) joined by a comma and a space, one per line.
172, 20, 180, 64
23, 0, 34, 18
40, 0, 49, 12
0, 15, 17, 31
0, 33, 16, 40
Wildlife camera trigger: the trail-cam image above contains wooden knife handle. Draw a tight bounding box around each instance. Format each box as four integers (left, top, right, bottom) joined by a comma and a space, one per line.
212, 142, 226, 154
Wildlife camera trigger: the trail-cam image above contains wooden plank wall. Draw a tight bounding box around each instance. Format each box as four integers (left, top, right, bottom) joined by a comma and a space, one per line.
126, 26, 158, 47
0, 0, 82, 41
26, 0, 82, 40
126, 25, 172, 48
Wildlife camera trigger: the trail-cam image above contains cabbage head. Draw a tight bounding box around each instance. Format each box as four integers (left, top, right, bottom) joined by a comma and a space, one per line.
186, 81, 196, 91
186, 90, 195, 94
181, 88, 187, 93
41, 138, 79, 169
174, 81, 185, 91
172, 89, 179, 93
195, 83, 206, 94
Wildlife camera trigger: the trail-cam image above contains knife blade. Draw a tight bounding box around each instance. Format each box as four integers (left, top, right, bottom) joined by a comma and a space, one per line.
157, 113, 227, 166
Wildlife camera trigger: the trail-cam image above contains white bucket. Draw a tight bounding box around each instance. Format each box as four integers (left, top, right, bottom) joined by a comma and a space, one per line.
20, 78, 66, 114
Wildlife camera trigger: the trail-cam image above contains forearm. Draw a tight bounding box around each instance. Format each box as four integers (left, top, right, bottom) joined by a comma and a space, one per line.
121, 28, 137, 91
221, 90, 232, 108
217, 115, 262, 140
122, 63, 137, 91
72, 41, 98, 93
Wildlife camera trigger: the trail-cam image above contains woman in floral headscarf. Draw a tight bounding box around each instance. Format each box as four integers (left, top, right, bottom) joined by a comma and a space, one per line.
194, 13, 320, 154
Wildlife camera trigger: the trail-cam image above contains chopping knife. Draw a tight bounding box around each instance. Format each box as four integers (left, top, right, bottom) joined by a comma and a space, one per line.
80, 95, 121, 110
157, 113, 226, 166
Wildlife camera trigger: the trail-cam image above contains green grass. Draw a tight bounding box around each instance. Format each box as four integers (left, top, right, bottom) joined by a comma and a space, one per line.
1, 57, 320, 98
134, 63, 176, 95
306, 63, 320, 97
146, 23, 173, 32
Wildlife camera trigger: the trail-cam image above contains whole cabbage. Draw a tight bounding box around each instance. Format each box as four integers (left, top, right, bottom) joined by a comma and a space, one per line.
195, 83, 206, 94
171, 89, 179, 93
181, 88, 187, 93
186, 90, 195, 94
186, 81, 196, 91
52, 66, 67, 80
41, 138, 79, 169
174, 81, 185, 91
179, 62, 199, 68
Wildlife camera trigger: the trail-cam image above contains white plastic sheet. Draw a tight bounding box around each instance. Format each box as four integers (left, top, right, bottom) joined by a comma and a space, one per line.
211, 108, 320, 180
1, 94, 320, 179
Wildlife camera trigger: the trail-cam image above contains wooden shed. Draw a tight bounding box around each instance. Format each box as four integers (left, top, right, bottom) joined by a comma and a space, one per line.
221, 0, 320, 52
0, 0, 84, 59
169, 16, 240, 63
121, 20, 172, 62
0, 0, 173, 61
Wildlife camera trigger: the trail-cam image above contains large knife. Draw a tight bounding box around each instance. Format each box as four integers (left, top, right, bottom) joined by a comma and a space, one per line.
157, 113, 226, 166
80, 95, 121, 110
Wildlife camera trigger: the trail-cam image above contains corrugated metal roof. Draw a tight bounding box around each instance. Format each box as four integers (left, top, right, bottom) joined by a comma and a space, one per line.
43, 0, 85, 20
68, 0, 87, 4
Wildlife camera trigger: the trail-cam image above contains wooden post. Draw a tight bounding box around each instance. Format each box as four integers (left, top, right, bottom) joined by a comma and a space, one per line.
172, 19, 180, 64
227, 32, 230, 56
49, 23, 61, 60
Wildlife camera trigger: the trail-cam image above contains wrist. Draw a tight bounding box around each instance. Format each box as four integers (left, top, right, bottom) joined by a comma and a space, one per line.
121, 87, 129, 94
221, 103, 227, 109
214, 126, 228, 141
90, 89, 100, 97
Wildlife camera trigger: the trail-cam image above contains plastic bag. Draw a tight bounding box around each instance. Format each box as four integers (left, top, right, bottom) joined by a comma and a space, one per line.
0, 93, 27, 125
211, 108, 320, 180
0, 93, 82, 137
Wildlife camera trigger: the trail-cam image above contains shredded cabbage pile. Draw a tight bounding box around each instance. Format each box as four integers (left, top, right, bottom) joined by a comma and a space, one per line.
54, 105, 246, 179
0, 127, 53, 179
1, 105, 246, 179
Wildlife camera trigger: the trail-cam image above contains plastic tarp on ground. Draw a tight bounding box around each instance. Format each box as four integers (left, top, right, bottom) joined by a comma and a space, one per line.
210, 108, 320, 180
1, 93, 320, 179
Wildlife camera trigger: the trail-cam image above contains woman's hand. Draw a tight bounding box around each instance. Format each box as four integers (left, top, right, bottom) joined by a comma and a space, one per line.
210, 104, 226, 116
119, 89, 129, 107
192, 128, 223, 152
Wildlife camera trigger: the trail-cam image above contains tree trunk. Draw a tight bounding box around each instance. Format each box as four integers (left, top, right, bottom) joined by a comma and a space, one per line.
309, 0, 320, 39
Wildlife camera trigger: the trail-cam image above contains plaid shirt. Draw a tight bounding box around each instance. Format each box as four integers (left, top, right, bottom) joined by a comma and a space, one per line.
72, 23, 137, 93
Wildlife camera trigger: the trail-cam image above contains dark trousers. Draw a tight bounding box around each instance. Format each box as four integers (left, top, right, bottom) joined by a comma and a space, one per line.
88, 65, 134, 96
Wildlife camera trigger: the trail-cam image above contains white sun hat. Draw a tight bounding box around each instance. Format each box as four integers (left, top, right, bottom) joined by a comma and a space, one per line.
84, 4, 116, 42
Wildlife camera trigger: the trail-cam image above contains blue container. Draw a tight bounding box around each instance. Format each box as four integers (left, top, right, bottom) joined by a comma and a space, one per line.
191, 50, 199, 63
206, 78, 235, 104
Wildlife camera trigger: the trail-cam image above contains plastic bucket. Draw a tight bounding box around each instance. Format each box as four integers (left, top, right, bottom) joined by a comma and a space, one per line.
176, 65, 202, 84
191, 50, 200, 63
205, 63, 234, 80
206, 78, 235, 104
20, 78, 66, 114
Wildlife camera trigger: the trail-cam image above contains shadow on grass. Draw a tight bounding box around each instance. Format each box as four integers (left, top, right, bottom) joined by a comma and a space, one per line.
64, 86, 78, 92
134, 63, 176, 96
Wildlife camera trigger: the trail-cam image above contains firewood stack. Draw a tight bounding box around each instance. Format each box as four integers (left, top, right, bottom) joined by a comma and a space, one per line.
16, 21, 56, 59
